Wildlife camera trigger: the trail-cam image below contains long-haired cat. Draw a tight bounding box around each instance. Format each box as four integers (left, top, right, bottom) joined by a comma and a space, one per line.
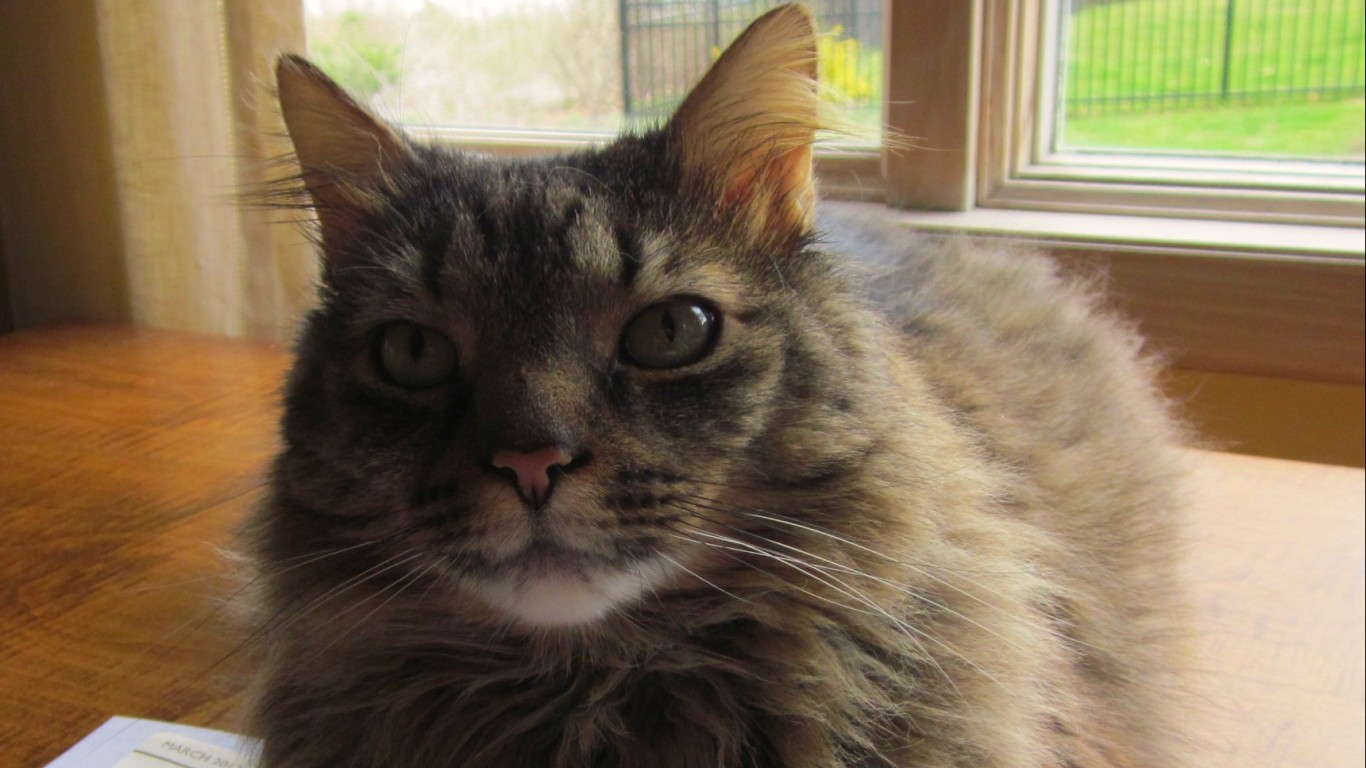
248, 5, 1189, 766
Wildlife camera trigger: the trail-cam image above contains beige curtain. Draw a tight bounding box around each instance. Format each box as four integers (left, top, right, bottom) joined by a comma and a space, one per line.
0, 0, 316, 340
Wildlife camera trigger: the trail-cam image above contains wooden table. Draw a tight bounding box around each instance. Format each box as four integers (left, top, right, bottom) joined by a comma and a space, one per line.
1, 325, 1361, 767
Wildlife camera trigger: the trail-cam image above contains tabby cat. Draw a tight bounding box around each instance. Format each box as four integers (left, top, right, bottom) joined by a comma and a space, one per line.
247, 5, 1189, 766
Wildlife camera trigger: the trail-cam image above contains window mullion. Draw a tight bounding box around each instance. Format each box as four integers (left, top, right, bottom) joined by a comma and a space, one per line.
882, 0, 981, 211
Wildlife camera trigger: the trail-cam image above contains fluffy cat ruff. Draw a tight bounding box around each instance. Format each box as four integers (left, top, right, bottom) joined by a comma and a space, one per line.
248, 6, 1190, 767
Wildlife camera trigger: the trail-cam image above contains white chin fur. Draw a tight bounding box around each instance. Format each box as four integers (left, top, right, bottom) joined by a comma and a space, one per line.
475, 560, 670, 627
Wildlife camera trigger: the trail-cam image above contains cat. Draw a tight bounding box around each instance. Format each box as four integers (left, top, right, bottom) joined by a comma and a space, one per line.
246, 5, 1190, 766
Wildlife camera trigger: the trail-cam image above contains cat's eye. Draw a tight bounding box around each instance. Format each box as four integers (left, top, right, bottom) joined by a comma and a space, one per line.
621, 298, 719, 370
375, 322, 457, 389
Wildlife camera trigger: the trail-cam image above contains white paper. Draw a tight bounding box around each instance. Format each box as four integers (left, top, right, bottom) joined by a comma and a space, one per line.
112, 732, 251, 768
44, 717, 257, 768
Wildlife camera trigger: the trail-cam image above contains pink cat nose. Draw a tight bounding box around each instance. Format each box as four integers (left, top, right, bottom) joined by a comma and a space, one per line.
490, 446, 576, 509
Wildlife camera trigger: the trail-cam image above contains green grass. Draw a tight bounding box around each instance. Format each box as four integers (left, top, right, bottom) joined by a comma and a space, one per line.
1064, 97, 1366, 158
1068, 0, 1363, 109
1065, 0, 1364, 157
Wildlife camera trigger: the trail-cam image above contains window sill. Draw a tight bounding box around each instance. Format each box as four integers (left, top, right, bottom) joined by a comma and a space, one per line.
890, 208, 1364, 262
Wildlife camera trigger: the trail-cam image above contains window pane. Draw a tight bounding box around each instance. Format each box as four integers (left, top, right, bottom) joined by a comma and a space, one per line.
305, 0, 625, 132
1057, 0, 1365, 161
304, 0, 883, 138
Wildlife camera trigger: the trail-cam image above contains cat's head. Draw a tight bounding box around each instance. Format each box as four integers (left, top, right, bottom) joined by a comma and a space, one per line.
266, 4, 886, 629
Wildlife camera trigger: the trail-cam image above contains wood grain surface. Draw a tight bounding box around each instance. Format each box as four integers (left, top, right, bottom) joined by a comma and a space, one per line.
1184, 452, 1365, 766
0, 326, 286, 766
0, 325, 1360, 766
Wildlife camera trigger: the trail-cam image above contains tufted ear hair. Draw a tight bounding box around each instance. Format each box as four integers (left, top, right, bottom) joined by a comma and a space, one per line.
275, 54, 415, 276
665, 4, 820, 241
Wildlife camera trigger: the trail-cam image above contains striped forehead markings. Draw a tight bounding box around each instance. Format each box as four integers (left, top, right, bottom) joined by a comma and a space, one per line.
423, 180, 648, 293
419, 216, 453, 299
474, 205, 499, 262
552, 198, 587, 266
536, 193, 645, 287
615, 222, 642, 287
468, 188, 581, 270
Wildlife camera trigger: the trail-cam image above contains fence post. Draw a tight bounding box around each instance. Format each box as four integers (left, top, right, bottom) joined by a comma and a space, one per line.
619, 0, 632, 115
1221, 0, 1236, 101
707, 0, 720, 55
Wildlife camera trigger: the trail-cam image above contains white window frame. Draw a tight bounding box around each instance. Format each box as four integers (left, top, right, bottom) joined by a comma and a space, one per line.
885, 0, 1365, 223
977, 0, 1364, 226
883, 0, 1364, 385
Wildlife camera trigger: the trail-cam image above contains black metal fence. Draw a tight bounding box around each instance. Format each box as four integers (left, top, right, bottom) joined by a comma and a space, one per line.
1065, 0, 1366, 115
618, 0, 1363, 122
618, 0, 882, 120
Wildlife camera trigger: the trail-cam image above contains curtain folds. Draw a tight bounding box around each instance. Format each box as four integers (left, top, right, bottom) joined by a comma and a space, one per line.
99, 0, 316, 339
0, 0, 314, 340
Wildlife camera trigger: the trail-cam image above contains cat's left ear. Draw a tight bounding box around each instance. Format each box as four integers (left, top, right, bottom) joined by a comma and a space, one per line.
666, 4, 820, 240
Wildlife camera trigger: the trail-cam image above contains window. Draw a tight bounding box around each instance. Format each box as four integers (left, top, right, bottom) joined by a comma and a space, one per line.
885, 1, 1362, 384
886, 1, 1364, 225
303, 1, 882, 152
977, 0, 1364, 226
304, 0, 1363, 223
1057, 0, 1363, 161
305, 0, 623, 134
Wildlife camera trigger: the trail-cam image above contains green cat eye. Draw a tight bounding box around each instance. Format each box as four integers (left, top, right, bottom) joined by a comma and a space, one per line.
375, 322, 457, 389
621, 298, 719, 370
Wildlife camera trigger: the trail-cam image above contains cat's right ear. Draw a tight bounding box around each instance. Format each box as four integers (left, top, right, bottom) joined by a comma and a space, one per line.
275, 54, 413, 274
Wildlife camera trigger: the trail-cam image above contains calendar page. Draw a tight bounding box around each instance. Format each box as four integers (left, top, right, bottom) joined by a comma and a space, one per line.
44, 717, 257, 768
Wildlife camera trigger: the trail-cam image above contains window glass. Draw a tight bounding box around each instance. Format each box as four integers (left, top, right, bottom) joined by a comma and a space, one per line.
1057, 0, 1365, 161
305, 0, 883, 138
